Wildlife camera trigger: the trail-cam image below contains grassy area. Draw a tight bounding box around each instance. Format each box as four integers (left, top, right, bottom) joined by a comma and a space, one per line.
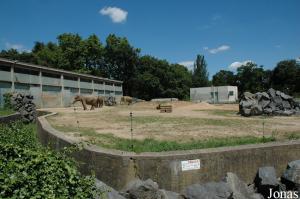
193, 109, 238, 116
285, 132, 300, 140
54, 125, 276, 153
0, 108, 15, 116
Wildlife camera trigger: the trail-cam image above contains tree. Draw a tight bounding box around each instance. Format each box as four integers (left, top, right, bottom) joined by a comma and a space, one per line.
83, 34, 106, 76
57, 33, 85, 71
104, 34, 140, 96
236, 62, 268, 94
270, 60, 300, 94
212, 70, 236, 86
192, 55, 210, 87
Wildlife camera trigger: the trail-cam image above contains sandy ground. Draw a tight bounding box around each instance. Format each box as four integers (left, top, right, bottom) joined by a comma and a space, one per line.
44, 101, 300, 142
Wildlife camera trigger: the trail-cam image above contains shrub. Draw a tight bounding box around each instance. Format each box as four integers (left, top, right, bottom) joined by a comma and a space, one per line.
0, 122, 100, 198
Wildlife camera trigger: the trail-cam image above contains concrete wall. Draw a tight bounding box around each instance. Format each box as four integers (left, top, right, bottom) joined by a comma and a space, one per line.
37, 113, 300, 192
0, 112, 22, 123
190, 86, 238, 103
0, 59, 123, 108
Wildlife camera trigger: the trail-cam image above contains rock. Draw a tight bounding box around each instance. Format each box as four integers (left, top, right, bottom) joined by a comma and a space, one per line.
263, 108, 272, 115
280, 92, 293, 100
123, 179, 163, 199
244, 92, 256, 100
95, 179, 126, 199
282, 100, 292, 109
224, 172, 263, 199
268, 88, 276, 99
181, 182, 232, 199
261, 92, 270, 99
258, 99, 270, 109
281, 110, 294, 116
250, 105, 263, 115
281, 160, 300, 191
254, 167, 279, 198
158, 189, 182, 199
273, 96, 283, 107
241, 108, 252, 117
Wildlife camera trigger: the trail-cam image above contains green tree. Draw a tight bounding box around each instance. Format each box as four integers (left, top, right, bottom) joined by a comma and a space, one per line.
192, 55, 210, 87
105, 34, 140, 96
236, 62, 268, 94
271, 59, 300, 94
212, 70, 236, 86
57, 33, 85, 71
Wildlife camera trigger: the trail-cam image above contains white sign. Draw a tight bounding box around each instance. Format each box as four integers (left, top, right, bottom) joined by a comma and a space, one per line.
181, 159, 200, 171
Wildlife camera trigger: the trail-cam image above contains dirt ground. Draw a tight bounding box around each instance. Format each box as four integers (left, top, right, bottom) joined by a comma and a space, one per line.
44, 101, 300, 142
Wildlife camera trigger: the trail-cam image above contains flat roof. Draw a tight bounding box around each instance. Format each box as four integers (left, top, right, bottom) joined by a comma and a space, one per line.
0, 58, 122, 84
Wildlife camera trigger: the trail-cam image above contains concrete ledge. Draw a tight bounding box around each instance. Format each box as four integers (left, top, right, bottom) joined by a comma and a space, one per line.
0, 112, 22, 123
37, 112, 300, 192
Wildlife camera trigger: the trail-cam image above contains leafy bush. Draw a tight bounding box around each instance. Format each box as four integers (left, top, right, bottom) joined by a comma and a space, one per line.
0, 122, 100, 198
3, 92, 13, 110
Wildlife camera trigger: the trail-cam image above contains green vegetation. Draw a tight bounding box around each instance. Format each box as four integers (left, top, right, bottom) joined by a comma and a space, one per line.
0, 108, 15, 116
54, 125, 276, 153
285, 132, 300, 140
0, 122, 100, 198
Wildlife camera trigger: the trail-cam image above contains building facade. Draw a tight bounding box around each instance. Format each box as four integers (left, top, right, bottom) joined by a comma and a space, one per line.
190, 86, 238, 103
0, 58, 123, 108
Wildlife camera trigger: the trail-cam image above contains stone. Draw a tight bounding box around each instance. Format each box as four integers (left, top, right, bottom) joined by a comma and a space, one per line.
282, 100, 292, 109
261, 92, 270, 99
268, 88, 276, 99
243, 92, 256, 100
258, 99, 270, 109
224, 172, 263, 199
281, 160, 300, 191
95, 179, 126, 199
263, 108, 272, 115
250, 105, 263, 115
123, 179, 163, 199
241, 108, 252, 117
254, 167, 279, 198
272, 96, 283, 106
181, 182, 232, 199
158, 189, 182, 199
281, 110, 294, 116
280, 92, 293, 100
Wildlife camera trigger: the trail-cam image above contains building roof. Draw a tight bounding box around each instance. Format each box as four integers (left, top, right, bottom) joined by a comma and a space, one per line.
0, 58, 122, 84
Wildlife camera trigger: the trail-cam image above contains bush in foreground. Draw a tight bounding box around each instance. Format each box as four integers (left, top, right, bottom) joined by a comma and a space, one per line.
0, 122, 99, 198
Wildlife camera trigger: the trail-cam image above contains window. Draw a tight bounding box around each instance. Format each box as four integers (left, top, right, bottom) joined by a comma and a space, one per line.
229, 91, 234, 96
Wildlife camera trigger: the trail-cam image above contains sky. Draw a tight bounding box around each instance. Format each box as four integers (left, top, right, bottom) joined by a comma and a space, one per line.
0, 0, 299, 78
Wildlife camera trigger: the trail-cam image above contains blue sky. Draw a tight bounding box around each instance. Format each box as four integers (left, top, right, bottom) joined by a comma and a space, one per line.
0, 0, 299, 78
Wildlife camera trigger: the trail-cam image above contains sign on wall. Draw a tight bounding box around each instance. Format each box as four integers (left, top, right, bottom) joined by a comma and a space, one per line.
181, 159, 201, 171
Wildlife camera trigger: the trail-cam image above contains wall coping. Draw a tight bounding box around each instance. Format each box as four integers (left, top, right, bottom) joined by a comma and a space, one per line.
38, 112, 300, 157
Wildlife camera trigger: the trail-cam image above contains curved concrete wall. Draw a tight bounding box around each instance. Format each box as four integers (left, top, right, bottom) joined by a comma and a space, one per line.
37, 113, 300, 192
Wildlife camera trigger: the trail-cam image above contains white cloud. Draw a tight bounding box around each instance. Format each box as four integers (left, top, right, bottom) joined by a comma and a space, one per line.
99, 7, 128, 23
228, 60, 253, 70
202, 45, 231, 54
208, 45, 230, 54
178, 61, 194, 69
5, 42, 30, 52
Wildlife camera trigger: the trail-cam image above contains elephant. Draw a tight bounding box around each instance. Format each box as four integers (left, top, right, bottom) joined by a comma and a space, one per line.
73, 95, 100, 110
120, 96, 133, 105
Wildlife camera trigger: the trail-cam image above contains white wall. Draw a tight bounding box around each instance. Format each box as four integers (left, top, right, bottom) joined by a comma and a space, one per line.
190, 86, 238, 103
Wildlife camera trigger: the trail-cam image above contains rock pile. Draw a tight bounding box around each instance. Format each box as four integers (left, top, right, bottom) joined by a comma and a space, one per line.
239, 88, 300, 117
104, 96, 117, 106
10, 93, 37, 123
95, 159, 300, 199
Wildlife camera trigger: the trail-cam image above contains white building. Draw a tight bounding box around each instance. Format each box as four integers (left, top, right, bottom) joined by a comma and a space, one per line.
190, 86, 238, 103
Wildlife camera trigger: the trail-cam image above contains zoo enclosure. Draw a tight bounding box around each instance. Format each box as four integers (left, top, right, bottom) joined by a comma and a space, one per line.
0, 58, 123, 108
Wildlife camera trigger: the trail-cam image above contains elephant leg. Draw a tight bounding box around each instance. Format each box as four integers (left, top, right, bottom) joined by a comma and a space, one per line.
82, 100, 87, 110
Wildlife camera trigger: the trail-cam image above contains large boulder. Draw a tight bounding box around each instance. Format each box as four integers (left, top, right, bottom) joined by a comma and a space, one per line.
95, 179, 126, 199
122, 179, 180, 199
181, 182, 232, 199
281, 160, 300, 191
254, 167, 279, 198
224, 172, 263, 199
